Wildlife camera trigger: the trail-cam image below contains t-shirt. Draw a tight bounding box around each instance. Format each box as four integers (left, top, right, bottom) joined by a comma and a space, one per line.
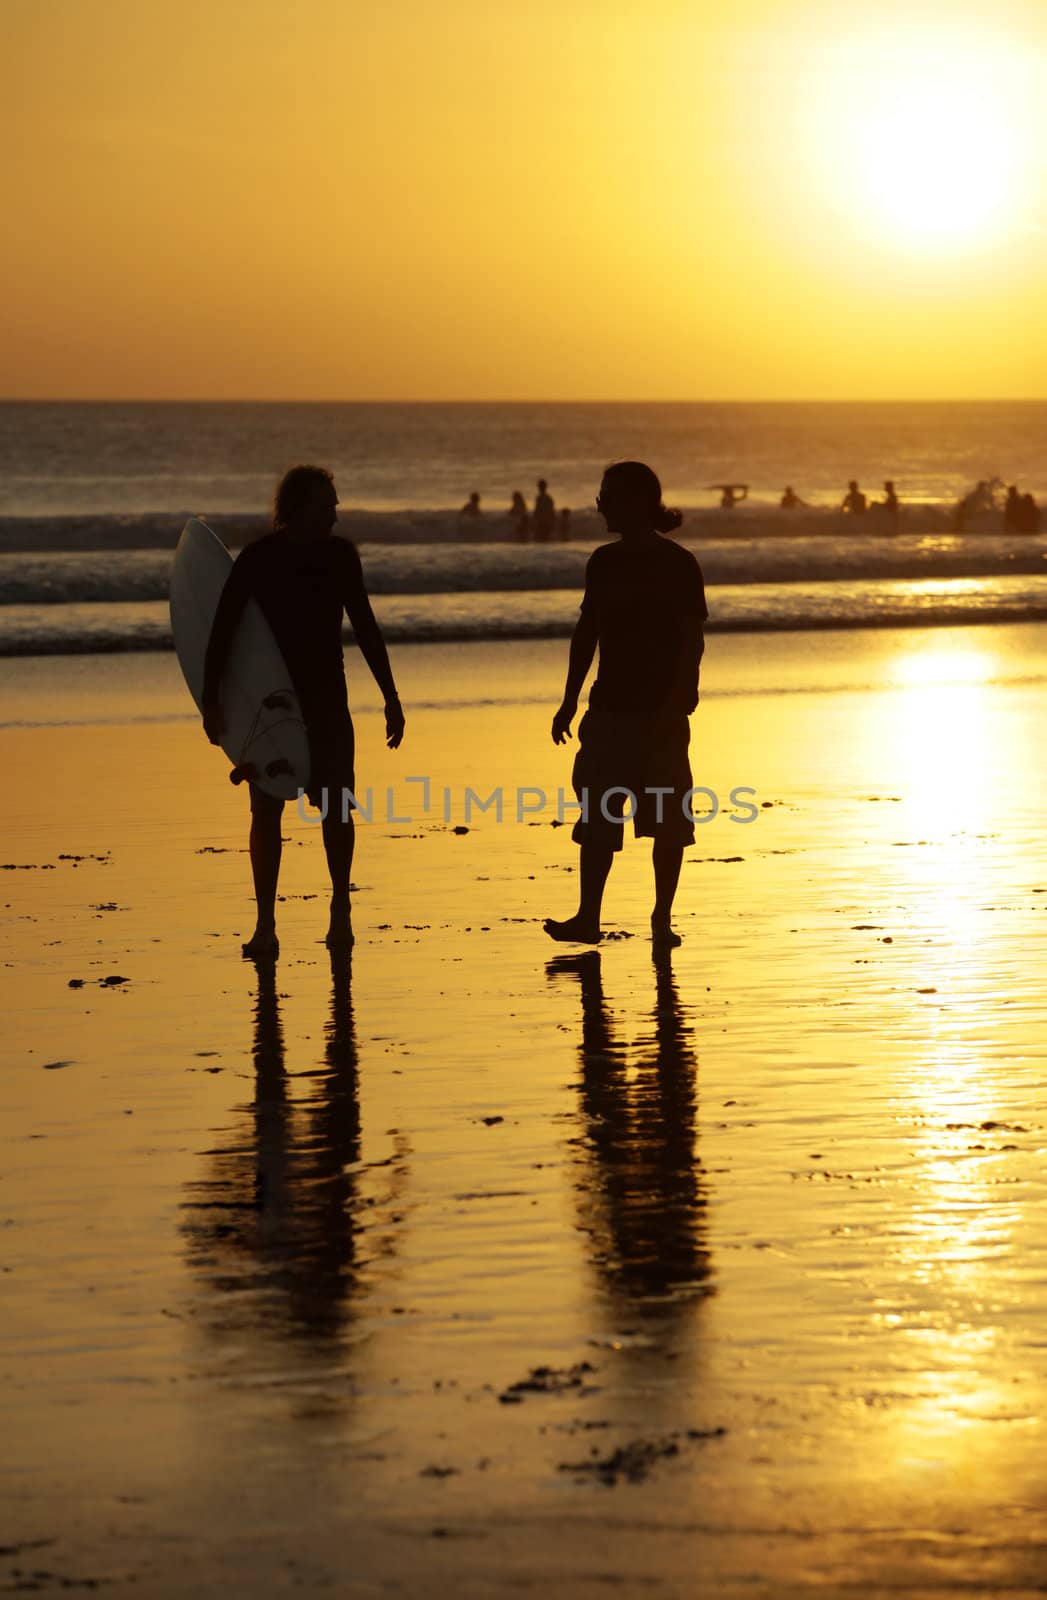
581, 536, 708, 714
203, 532, 377, 721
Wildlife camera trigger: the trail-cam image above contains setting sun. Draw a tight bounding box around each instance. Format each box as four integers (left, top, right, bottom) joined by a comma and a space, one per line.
807, 28, 1035, 255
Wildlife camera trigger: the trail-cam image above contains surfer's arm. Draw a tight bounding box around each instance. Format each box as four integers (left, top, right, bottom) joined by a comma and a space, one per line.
340, 544, 404, 746
668, 562, 708, 714
552, 570, 599, 743
202, 551, 253, 737
668, 618, 705, 714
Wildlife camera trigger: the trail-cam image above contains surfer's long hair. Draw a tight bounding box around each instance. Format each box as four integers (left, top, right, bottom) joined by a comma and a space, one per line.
601, 462, 683, 533
273, 464, 335, 530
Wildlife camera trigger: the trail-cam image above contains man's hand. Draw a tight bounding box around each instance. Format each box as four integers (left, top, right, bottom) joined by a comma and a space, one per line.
203, 700, 225, 745
385, 697, 405, 749
551, 700, 577, 745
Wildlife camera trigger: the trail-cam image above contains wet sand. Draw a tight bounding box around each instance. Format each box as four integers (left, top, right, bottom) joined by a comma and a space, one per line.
3, 625, 1047, 1597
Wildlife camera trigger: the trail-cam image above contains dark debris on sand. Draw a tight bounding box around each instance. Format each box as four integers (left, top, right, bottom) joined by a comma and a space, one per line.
498, 1362, 598, 1405
559, 1426, 726, 1486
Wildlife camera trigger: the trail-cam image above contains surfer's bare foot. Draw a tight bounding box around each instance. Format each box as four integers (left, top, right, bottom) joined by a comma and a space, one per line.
325, 900, 354, 948
651, 916, 681, 949
543, 915, 601, 945
242, 925, 279, 959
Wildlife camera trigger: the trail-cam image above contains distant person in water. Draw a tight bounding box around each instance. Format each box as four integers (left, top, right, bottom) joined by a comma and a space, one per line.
558, 507, 572, 541
546, 461, 707, 950
460, 492, 481, 517
509, 491, 529, 541
1004, 484, 1024, 530
718, 483, 748, 509
841, 480, 867, 515
877, 480, 899, 518
1007, 487, 1042, 533
534, 478, 556, 542
1021, 493, 1042, 533
202, 465, 405, 959
780, 485, 807, 510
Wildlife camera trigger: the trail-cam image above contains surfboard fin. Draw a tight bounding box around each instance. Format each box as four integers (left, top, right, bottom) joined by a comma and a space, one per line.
265, 759, 295, 778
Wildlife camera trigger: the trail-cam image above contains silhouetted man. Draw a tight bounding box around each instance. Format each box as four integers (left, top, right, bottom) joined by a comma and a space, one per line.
546, 461, 706, 949
460, 492, 481, 517
1004, 484, 1022, 530
202, 465, 404, 958
534, 478, 556, 541
841, 480, 867, 515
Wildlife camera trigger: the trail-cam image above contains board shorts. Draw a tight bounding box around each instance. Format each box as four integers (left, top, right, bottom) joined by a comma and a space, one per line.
251, 700, 356, 813
304, 704, 357, 813
570, 707, 695, 853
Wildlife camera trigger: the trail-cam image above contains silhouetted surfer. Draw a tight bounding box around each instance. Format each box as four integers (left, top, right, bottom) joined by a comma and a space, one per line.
1021, 492, 1042, 533
546, 461, 707, 949
841, 480, 867, 515
534, 478, 556, 542
459, 491, 481, 517
1004, 484, 1022, 530
202, 465, 404, 958
714, 483, 748, 509
780, 485, 807, 510
509, 491, 529, 541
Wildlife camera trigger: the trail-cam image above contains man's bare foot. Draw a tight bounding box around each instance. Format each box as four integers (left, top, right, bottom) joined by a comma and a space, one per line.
544, 915, 601, 944
326, 902, 354, 948
242, 926, 279, 959
651, 916, 681, 949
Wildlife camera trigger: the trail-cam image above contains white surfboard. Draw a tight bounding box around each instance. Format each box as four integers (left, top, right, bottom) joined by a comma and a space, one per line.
169, 518, 311, 801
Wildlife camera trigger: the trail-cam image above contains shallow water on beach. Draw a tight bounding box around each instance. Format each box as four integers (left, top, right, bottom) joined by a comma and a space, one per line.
3, 628, 1047, 1596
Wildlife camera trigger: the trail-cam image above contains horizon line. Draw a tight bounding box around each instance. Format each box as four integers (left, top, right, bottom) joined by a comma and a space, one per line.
2, 395, 1046, 407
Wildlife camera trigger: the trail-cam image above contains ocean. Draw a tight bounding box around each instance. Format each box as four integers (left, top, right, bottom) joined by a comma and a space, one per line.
0, 400, 1044, 656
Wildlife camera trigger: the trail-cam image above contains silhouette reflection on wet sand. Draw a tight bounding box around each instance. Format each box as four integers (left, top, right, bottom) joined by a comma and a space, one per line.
181, 951, 408, 1352
548, 950, 713, 1323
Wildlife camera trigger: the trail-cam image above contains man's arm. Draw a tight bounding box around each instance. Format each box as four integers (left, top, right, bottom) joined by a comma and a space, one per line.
668, 617, 705, 714
667, 556, 708, 715
340, 542, 404, 749
551, 610, 598, 744
201, 550, 254, 743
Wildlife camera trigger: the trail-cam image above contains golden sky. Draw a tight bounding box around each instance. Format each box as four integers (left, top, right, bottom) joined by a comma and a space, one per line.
4, 0, 1046, 400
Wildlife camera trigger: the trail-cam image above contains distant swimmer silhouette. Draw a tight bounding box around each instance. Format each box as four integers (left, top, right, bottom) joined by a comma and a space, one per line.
534, 478, 556, 542
780, 485, 807, 510
1004, 484, 1022, 530
559, 507, 572, 541
710, 483, 748, 509
460, 492, 481, 517
509, 491, 529, 541
879, 480, 899, 516
203, 465, 405, 958
1006, 485, 1042, 533
546, 461, 707, 949
841, 480, 867, 515
1021, 492, 1042, 533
